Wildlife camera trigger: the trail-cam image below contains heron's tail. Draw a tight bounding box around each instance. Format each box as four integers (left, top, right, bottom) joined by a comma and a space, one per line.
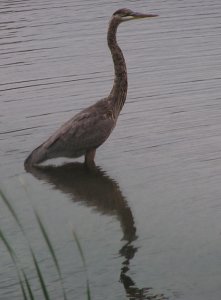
24, 143, 48, 170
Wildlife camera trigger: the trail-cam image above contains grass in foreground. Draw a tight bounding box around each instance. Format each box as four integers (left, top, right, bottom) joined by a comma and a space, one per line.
0, 188, 91, 300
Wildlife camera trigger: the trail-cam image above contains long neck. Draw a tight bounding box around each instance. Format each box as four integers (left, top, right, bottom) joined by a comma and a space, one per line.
107, 18, 128, 117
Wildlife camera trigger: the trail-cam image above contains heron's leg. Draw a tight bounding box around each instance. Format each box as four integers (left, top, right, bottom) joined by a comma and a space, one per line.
85, 148, 96, 167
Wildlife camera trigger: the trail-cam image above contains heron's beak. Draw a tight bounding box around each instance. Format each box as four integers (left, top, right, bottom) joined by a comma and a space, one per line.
131, 12, 158, 19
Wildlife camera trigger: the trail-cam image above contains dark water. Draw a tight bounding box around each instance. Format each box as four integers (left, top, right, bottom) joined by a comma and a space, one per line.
1, 0, 221, 299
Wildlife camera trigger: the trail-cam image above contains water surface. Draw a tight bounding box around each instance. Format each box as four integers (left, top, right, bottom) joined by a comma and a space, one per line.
1, 1, 221, 299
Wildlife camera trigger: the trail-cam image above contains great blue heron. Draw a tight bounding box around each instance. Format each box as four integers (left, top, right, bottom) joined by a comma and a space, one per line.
24, 8, 157, 168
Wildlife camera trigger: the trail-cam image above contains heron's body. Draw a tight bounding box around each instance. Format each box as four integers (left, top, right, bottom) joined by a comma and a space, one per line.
28, 98, 115, 165
24, 9, 157, 168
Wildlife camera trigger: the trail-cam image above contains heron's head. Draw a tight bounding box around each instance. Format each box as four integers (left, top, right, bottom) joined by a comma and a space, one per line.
112, 8, 158, 23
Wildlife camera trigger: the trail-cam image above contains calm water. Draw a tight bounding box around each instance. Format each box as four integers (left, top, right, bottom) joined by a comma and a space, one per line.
1, 0, 221, 299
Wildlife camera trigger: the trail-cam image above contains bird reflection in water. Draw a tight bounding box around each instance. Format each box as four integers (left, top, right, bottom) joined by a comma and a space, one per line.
26, 163, 166, 300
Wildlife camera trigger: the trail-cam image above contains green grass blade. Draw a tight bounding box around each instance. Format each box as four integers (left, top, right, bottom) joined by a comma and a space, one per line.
22, 270, 35, 300
0, 229, 29, 300
30, 249, 51, 300
20, 278, 29, 300
72, 230, 91, 300
33, 209, 68, 300
86, 280, 91, 300
0, 190, 23, 232
33, 210, 60, 274
0, 228, 16, 262
72, 230, 86, 268
23, 242, 50, 300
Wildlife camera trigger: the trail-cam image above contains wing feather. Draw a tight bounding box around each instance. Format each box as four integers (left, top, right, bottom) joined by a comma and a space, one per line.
43, 101, 115, 159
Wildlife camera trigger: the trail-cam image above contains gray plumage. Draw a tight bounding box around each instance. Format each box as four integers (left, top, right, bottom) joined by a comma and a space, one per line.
24, 8, 157, 168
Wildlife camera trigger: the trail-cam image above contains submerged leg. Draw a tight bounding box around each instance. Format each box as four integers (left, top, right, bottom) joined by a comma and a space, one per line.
85, 148, 96, 167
